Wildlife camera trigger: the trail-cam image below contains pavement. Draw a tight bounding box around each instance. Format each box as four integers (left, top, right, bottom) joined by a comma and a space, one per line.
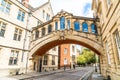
0, 67, 106, 80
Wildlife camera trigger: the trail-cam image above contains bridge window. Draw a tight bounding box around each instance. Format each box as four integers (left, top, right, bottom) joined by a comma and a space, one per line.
35, 30, 39, 39
67, 20, 70, 30
74, 21, 80, 31
91, 23, 97, 34
55, 22, 58, 30
82, 22, 88, 32
41, 28, 45, 36
114, 30, 120, 60
60, 16, 65, 30
48, 25, 52, 33
43, 55, 48, 65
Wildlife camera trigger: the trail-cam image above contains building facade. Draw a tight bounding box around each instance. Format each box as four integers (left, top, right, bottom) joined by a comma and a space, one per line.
58, 44, 81, 69
92, 0, 120, 79
0, 0, 55, 76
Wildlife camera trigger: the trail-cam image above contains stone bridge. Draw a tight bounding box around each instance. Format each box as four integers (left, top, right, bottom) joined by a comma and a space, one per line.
30, 11, 103, 57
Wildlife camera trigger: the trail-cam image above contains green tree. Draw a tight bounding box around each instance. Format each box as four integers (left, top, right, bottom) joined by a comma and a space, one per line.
77, 55, 86, 65
77, 48, 96, 66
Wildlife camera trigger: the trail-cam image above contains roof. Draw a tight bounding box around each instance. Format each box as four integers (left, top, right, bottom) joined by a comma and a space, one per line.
28, 1, 50, 12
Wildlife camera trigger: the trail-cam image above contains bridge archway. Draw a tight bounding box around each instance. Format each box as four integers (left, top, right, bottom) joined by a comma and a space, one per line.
30, 11, 103, 56
30, 30, 103, 56
29, 11, 104, 72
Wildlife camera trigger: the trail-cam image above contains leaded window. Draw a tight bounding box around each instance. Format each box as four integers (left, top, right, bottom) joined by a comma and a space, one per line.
0, 0, 11, 14
91, 23, 97, 34
60, 16, 65, 30
9, 50, 19, 65
74, 21, 80, 31
35, 30, 39, 39
82, 22, 88, 32
43, 55, 48, 65
48, 25, 52, 33
46, 13, 50, 21
13, 28, 22, 41
17, 10, 25, 22
0, 22, 6, 37
41, 28, 45, 36
52, 56, 55, 65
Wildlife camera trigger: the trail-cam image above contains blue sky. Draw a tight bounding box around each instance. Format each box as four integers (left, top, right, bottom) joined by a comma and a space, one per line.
29, 0, 93, 17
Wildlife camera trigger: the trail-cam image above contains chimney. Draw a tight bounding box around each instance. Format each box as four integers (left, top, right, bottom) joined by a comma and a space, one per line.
22, 0, 29, 8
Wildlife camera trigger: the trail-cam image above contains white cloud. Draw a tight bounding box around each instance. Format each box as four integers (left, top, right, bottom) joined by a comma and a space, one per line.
29, 0, 93, 17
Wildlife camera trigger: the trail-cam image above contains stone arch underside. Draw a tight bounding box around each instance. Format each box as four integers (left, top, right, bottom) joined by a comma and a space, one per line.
30, 32, 104, 57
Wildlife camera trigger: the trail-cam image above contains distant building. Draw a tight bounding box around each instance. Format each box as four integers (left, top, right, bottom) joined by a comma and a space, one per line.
59, 44, 82, 69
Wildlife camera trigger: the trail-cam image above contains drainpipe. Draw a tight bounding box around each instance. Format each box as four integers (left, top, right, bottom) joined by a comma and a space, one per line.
21, 11, 31, 74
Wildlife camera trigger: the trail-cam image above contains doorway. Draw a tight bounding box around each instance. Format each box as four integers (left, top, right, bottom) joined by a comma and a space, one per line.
39, 58, 42, 72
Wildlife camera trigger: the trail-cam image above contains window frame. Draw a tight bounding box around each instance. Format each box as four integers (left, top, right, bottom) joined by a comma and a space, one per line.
43, 55, 48, 65
13, 28, 22, 41
17, 9, 25, 22
0, 21, 6, 37
74, 21, 80, 31
82, 22, 88, 32
60, 16, 65, 30
52, 55, 55, 65
0, 0, 11, 14
9, 50, 19, 65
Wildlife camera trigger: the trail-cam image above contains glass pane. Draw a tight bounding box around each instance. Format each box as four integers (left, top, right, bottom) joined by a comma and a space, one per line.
5, 7, 10, 13
21, 16, 24, 21
18, 10, 21, 15
2, 23, 6, 28
18, 35, 21, 41
22, 12, 25, 16
74, 21, 80, 31
48, 25, 52, 33
19, 30, 22, 34
91, 24, 95, 33
14, 58, 17, 64
60, 16, 65, 30
82, 22, 88, 32
55, 22, 58, 30
10, 50, 14, 57
9, 57, 13, 65
14, 52, 18, 58
13, 34, 17, 40
15, 28, 18, 33
0, 29, 5, 37
6, 3, 10, 8
1, 0, 6, 6
17, 15, 21, 20
0, 6, 4, 12
42, 28, 45, 36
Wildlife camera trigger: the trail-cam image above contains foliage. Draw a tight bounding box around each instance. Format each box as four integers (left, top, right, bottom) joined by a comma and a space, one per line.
77, 48, 96, 66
